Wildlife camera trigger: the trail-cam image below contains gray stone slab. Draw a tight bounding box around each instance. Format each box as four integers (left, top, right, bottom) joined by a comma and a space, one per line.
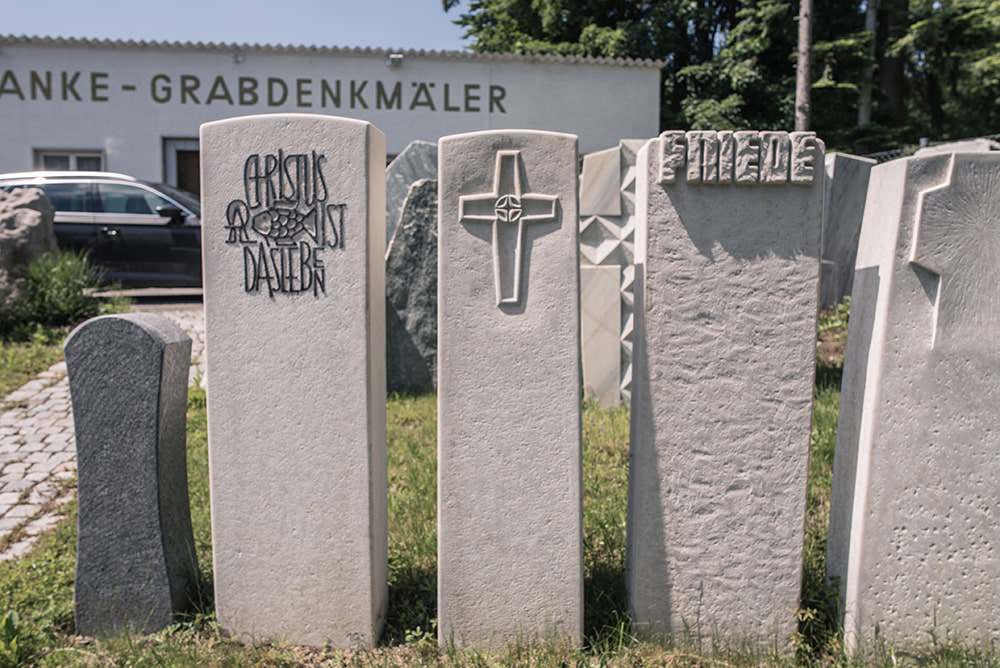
65, 313, 197, 637
914, 138, 1000, 156
629, 130, 824, 643
827, 152, 1000, 649
581, 265, 621, 407
386, 140, 437, 246
820, 152, 876, 308
386, 179, 438, 395
200, 113, 387, 648
438, 129, 583, 648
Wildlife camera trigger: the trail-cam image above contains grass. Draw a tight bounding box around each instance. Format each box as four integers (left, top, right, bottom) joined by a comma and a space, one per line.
0, 304, 996, 664
0, 327, 66, 398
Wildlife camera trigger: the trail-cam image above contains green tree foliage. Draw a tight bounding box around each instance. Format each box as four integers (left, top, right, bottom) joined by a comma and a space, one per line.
443, 0, 999, 152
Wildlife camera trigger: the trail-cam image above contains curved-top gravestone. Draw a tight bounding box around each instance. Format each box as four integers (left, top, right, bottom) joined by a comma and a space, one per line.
200, 113, 387, 647
828, 152, 1000, 649
65, 313, 197, 637
629, 130, 825, 644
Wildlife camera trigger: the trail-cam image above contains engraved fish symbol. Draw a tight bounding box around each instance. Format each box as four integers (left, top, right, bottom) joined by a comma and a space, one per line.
251, 206, 317, 242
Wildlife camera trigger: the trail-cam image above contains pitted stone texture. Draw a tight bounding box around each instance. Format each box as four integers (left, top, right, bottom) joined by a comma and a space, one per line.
628, 132, 824, 644
201, 114, 387, 648
386, 140, 438, 246
820, 153, 875, 308
438, 130, 583, 648
386, 179, 437, 394
66, 313, 197, 636
0, 187, 56, 297
579, 140, 645, 403
0, 309, 205, 562
828, 153, 1000, 649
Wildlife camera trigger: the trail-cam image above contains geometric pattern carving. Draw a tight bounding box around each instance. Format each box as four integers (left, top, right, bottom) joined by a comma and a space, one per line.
579, 139, 645, 401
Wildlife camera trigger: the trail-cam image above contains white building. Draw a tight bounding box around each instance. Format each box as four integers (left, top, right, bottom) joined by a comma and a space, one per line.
0, 35, 661, 193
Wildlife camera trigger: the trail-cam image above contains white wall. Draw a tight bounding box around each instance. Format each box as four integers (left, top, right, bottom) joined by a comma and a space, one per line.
0, 41, 661, 181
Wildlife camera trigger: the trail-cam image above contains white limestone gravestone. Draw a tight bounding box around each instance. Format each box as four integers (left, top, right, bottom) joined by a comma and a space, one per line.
438, 130, 583, 648
200, 114, 387, 647
581, 264, 621, 407
629, 130, 825, 643
65, 313, 197, 636
827, 152, 1000, 649
820, 152, 875, 309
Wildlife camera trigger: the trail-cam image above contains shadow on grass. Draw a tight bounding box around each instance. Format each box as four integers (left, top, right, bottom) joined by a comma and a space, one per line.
584, 559, 630, 647
384, 562, 437, 644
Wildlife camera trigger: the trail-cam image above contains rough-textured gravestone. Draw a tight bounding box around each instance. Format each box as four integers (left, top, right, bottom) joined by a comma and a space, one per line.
827, 152, 1000, 650
581, 264, 621, 407
579, 139, 645, 403
629, 130, 825, 643
438, 129, 583, 648
386, 140, 437, 245
820, 152, 876, 308
0, 187, 56, 298
201, 113, 387, 647
386, 178, 438, 394
65, 313, 197, 637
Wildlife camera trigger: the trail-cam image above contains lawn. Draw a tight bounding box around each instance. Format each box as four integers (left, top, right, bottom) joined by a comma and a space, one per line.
0, 328, 66, 399
2, 385, 993, 666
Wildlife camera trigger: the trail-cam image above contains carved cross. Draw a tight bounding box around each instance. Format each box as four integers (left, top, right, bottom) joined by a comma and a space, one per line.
910, 155, 1000, 347
459, 150, 559, 306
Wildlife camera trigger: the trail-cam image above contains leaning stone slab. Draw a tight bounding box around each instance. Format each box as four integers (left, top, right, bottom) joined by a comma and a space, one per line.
65, 313, 197, 637
629, 130, 825, 643
438, 129, 583, 648
386, 178, 438, 394
386, 140, 438, 245
827, 152, 1000, 649
200, 113, 387, 647
820, 152, 875, 309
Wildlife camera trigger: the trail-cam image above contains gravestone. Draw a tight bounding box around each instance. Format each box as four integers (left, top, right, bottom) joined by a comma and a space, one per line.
386, 140, 437, 245
629, 130, 825, 643
914, 138, 999, 156
820, 152, 875, 309
65, 313, 197, 636
438, 129, 583, 648
200, 113, 387, 647
827, 152, 1000, 649
579, 139, 645, 403
581, 265, 621, 406
387, 178, 438, 394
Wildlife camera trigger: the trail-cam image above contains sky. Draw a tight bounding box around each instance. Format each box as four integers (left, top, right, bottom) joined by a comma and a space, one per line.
1, 0, 470, 51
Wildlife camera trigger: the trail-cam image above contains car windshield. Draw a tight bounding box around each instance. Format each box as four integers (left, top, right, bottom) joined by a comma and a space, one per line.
149, 182, 201, 217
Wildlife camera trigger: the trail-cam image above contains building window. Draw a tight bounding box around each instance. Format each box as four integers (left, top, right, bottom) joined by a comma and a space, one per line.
34, 150, 104, 172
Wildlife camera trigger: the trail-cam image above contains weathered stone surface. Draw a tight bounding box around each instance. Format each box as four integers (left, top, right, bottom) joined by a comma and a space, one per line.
0, 187, 56, 297
581, 265, 620, 406
201, 113, 387, 647
386, 178, 437, 394
827, 152, 1000, 649
386, 140, 437, 246
820, 152, 875, 308
629, 130, 824, 643
65, 313, 196, 636
914, 138, 1000, 156
438, 129, 583, 648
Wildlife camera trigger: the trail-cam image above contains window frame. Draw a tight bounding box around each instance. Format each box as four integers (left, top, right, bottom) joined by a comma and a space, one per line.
33, 149, 105, 172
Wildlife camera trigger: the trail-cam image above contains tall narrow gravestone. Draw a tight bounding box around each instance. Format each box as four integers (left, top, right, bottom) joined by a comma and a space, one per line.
65, 313, 197, 636
827, 152, 1000, 649
200, 114, 387, 647
629, 130, 825, 642
820, 152, 875, 309
438, 130, 583, 647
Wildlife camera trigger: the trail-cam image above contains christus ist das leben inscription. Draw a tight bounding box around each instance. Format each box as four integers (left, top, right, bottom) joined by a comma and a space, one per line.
224, 150, 347, 297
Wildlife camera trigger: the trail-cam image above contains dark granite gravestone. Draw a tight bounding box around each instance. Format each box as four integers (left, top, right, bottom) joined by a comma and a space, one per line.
65, 313, 197, 636
386, 179, 438, 394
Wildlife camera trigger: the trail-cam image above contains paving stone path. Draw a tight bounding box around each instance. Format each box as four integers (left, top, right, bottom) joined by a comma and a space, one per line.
0, 307, 205, 561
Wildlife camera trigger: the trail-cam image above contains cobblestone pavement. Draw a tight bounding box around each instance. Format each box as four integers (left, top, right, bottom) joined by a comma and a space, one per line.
0, 307, 205, 560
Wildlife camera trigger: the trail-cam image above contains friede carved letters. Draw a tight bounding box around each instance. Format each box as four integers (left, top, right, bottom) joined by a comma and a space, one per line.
657, 130, 823, 185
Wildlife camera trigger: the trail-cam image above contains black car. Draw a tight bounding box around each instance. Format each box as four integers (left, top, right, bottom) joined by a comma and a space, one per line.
0, 171, 202, 287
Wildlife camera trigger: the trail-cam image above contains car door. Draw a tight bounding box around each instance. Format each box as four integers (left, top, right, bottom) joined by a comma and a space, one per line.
40, 182, 100, 255
93, 183, 200, 287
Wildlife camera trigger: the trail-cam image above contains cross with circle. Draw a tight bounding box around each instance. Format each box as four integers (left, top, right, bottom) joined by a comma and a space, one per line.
459, 150, 559, 306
